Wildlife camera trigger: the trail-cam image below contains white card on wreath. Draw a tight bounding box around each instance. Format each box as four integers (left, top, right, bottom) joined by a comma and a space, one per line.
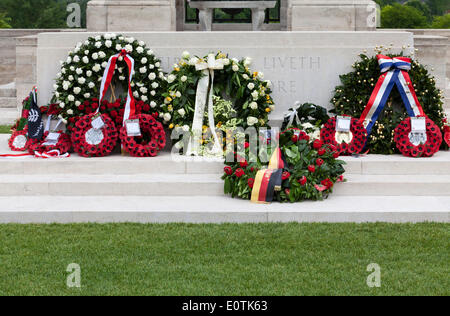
411, 117, 426, 132
91, 115, 105, 130
46, 132, 60, 142
126, 119, 141, 137
336, 116, 351, 132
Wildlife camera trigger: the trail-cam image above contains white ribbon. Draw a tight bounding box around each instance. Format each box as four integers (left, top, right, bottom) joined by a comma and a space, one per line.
187, 54, 225, 156
284, 102, 302, 129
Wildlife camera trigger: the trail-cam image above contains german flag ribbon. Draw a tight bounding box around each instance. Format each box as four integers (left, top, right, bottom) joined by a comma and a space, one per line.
251, 147, 285, 204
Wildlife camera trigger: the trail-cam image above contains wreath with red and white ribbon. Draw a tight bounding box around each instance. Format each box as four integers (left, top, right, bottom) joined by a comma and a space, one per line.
71, 113, 118, 157
320, 117, 367, 155
27, 117, 72, 158
394, 117, 442, 158
119, 114, 166, 157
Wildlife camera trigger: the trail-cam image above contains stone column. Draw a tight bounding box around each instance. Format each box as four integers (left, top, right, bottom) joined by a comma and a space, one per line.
87, 0, 177, 31
288, 0, 378, 31
15, 35, 37, 110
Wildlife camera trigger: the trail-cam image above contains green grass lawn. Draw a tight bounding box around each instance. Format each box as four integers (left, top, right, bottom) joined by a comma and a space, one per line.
0, 223, 448, 296
0, 125, 11, 134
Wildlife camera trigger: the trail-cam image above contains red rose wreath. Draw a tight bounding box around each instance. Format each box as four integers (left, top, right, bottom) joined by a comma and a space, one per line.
119, 114, 166, 157
71, 113, 118, 157
320, 117, 367, 155
393, 117, 442, 158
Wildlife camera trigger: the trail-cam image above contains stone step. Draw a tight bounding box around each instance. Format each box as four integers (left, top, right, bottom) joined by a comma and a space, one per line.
0, 173, 449, 197
0, 108, 18, 125
0, 97, 17, 108
0, 195, 447, 223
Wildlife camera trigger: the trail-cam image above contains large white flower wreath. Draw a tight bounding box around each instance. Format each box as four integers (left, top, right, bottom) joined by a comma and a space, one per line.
53, 33, 166, 124
161, 51, 275, 155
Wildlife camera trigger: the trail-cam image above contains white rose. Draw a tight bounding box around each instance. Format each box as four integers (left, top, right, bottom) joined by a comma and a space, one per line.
95, 36, 101, 41
99, 51, 106, 59
243, 74, 249, 80
178, 109, 186, 117
82, 56, 89, 64
244, 57, 252, 67
247, 83, 255, 90
251, 91, 259, 100
104, 34, 111, 40
136, 47, 144, 54
167, 74, 176, 83
150, 101, 157, 108
247, 116, 258, 126
93, 64, 101, 72
175, 91, 182, 98
67, 109, 74, 115
66, 56, 72, 64
68, 75, 74, 81
62, 82, 70, 90
151, 90, 156, 96
151, 82, 159, 89
78, 77, 86, 85
148, 73, 156, 80
149, 64, 155, 69
232, 64, 239, 72
70, 66, 75, 72
141, 57, 147, 64
133, 91, 139, 98
55, 92, 60, 98
163, 113, 171, 122
265, 80, 272, 88
139, 67, 147, 74
61, 68, 66, 74
86, 70, 92, 77
182, 125, 190, 132
95, 42, 102, 48
249, 102, 258, 110
181, 76, 188, 82
125, 44, 133, 52
102, 61, 108, 68
59, 102, 65, 108
74, 47, 80, 54
232, 58, 239, 64
140, 87, 148, 94
139, 41, 145, 46
73, 87, 81, 95
92, 53, 99, 60
182, 51, 190, 59
76, 68, 82, 75
155, 62, 160, 67
115, 44, 122, 51
189, 57, 199, 66
75, 101, 81, 107
126, 37, 134, 43
141, 95, 148, 102
88, 82, 95, 89
68, 95, 75, 102
147, 49, 154, 55
257, 72, 265, 80
223, 58, 230, 66
83, 93, 90, 98
73, 55, 80, 63
105, 40, 112, 48
84, 50, 89, 55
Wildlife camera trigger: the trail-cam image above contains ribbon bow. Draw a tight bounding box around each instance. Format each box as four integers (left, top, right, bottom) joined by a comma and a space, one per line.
99, 50, 136, 125
187, 54, 225, 156
359, 54, 425, 136
283, 102, 302, 129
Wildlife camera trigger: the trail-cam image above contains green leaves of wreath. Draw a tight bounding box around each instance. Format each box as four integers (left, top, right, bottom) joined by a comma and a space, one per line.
330, 52, 447, 154
53, 33, 166, 124
159, 51, 275, 132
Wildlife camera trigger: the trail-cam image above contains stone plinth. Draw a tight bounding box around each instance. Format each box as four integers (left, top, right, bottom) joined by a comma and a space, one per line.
87, 0, 176, 31
37, 31, 414, 120
288, 0, 378, 31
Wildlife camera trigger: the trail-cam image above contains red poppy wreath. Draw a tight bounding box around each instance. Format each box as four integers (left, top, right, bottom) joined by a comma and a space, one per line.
394, 117, 442, 158
320, 117, 368, 155
9, 127, 30, 152
28, 131, 72, 156
119, 114, 166, 157
71, 113, 119, 157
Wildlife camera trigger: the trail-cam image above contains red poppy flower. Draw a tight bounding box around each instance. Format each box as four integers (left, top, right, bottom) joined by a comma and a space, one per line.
316, 158, 324, 166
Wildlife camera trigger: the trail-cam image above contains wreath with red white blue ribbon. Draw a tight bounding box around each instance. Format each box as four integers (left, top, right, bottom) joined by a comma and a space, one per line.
321, 54, 442, 157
